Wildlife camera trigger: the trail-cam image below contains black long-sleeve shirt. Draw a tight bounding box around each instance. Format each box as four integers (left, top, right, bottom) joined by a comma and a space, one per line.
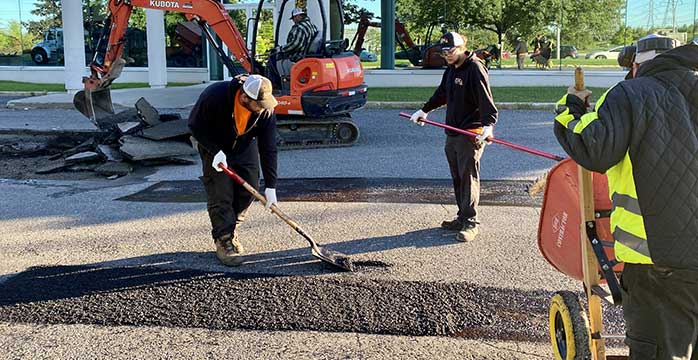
188, 78, 278, 188
422, 52, 498, 136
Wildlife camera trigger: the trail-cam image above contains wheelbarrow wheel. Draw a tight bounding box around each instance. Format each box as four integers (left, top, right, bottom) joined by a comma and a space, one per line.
549, 291, 592, 360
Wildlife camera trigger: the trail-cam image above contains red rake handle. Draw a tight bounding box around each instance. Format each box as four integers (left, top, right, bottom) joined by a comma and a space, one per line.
219, 164, 323, 253
398, 112, 565, 161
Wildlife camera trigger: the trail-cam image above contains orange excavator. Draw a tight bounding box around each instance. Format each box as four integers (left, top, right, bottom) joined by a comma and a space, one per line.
74, 0, 367, 148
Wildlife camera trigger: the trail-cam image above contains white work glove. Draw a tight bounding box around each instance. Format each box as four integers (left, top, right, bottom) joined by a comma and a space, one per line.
475, 126, 494, 145
410, 109, 428, 126
212, 150, 227, 172
264, 188, 277, 210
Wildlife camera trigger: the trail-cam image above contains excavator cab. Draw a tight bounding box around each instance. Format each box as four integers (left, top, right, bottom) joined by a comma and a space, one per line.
250, 0, 367, 147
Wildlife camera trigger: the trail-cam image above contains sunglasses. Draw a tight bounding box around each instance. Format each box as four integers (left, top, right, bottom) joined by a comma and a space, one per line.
440, 48, 458, 57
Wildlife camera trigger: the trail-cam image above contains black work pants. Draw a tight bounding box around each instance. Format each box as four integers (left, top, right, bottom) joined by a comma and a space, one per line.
621, 263, 698, 360
444, 134, 484, 224
198, 143, 260, 239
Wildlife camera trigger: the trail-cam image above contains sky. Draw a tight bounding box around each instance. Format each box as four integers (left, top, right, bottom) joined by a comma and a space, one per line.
1, 0, 696, 29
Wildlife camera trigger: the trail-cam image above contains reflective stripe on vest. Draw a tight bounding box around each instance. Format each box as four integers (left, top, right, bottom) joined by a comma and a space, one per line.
606, 151, 653, 264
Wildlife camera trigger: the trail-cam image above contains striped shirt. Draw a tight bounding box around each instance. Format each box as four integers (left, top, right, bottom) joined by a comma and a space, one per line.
281, 17, 318, 61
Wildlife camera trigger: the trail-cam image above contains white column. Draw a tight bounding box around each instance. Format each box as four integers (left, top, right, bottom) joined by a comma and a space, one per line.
146, 9, 167, 88
60, 0, 87, 94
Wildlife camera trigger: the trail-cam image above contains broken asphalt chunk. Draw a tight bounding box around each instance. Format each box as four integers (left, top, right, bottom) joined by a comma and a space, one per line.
119, 135, 197, 161
140, 119, 190, 141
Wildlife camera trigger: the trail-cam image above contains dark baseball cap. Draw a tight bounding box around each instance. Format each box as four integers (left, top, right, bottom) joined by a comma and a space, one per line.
438, 32, 465, 51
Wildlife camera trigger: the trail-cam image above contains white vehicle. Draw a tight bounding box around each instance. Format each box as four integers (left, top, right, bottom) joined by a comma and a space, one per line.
359, 49, 377, 62
584, 45, 623, 59
31, 27, 63, 64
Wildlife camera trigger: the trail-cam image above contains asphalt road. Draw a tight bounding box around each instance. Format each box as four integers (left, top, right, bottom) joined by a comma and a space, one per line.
0, 107, 627, 359
145, 108, 565, 182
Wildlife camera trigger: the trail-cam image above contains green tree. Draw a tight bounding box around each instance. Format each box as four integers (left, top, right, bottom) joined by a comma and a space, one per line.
559, 0, 624, 49
0, 20, 37, 55
25, 0, 107, 37
129, 8, 147, 30
461, 0, 557, 47
25, 0, 62, 38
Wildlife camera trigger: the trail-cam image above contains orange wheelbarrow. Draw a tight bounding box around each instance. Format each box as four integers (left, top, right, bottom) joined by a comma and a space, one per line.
538, 158, 626, 360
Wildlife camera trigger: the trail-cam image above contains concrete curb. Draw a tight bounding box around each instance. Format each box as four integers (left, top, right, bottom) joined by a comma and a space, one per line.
8, 97, 555, 111
6, 101, 76, 110
363, 101, 557, 111
0, 91, 49, 97
9, 100, 558, 111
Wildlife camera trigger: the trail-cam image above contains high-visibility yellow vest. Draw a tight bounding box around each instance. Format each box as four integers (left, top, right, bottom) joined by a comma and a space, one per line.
555, 90, 653, 264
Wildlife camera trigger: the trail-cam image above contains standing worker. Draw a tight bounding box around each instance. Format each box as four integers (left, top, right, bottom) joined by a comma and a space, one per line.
410, 32, 498, 242
513, 37, 528, 70
188, 74, 279, 267
554, 35, 698, 359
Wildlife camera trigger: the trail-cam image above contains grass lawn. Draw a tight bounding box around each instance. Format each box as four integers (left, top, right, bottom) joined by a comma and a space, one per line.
360, 55, 620, 70
368, 86, 609, 103
0, 81, 199, 92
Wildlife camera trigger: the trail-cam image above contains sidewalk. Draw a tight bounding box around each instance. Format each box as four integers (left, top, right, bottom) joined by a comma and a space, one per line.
5, 84, 560, 115
6, 83, 210, 111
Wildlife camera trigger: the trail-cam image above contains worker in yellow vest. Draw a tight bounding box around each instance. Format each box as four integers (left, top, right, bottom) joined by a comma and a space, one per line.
554, 35, 698, 359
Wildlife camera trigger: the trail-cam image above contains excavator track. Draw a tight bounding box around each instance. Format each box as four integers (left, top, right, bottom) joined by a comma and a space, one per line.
276, 115, 360, 150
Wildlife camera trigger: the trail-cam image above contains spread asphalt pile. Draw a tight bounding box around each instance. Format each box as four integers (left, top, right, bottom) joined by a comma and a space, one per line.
0, 264, 624, 341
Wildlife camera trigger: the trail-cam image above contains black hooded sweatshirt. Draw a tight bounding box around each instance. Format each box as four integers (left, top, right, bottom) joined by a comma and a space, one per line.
554, 43, 698, 269
188, 78, 278, 188
421, 52, 498, 135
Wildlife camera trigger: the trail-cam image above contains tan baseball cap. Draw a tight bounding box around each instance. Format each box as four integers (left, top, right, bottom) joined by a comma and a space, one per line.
242, 74, 278, 110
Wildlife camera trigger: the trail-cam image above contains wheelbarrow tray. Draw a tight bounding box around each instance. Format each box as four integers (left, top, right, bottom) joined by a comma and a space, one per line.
537, 158, 624, 282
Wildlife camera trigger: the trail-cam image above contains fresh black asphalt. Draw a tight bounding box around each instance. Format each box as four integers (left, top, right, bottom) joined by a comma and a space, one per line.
0, 263, 624, 341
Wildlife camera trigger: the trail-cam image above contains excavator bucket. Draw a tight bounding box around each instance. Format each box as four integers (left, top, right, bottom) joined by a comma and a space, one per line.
73, 58, 126, 123
73, 87, 115, 123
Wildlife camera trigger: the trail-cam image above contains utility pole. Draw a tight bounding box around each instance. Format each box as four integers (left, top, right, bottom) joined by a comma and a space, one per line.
17, 0, 24, 56
648, 0, 655, 29
693, 0, 698, 39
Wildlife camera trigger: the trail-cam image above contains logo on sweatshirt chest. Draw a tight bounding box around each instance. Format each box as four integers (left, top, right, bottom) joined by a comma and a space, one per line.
454, 77, 463, 86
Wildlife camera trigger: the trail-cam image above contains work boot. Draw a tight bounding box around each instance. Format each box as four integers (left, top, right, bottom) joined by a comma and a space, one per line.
214, 233, 245, 267
456, 222, 479, 242
441, 218, 463, 231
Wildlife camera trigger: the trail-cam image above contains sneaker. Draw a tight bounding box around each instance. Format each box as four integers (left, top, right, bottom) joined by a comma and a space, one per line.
456, 222, 479, 242
214, 233, 245, 267
441, 218, 463, 231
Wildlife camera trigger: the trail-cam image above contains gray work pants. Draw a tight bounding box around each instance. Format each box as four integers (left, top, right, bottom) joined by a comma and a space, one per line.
517, 54, 526, 69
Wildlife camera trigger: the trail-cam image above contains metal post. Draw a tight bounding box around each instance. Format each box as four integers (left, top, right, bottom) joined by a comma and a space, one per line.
61, 0, 87, 94
380, 0, 395, 69
558, 0, 563, 71
17, 0, 24, 61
